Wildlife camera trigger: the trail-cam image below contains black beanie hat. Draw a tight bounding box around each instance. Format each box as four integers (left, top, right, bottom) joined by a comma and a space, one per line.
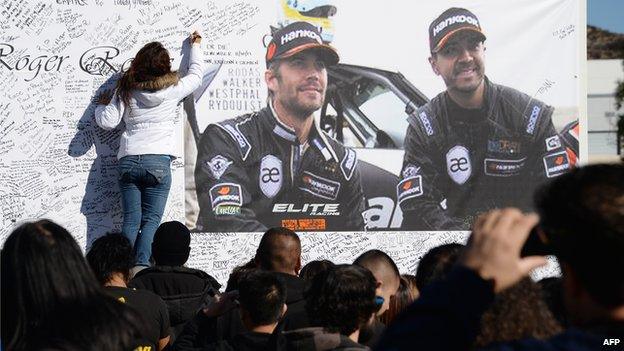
152, 221, 191, 266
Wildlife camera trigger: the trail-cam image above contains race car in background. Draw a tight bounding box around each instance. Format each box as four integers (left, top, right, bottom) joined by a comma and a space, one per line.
323, 64, 430, 229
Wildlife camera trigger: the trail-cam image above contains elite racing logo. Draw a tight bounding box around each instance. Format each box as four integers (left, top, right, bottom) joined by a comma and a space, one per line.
273, 203, 340, 216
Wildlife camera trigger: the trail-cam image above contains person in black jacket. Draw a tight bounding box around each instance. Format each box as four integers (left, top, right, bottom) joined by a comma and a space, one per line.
129, 221, 221, 342
195, 21, 365, 232
399, 7, 571, 230
175, 271, 287, 351
174, 227, 308, 349
284, 265, 378, 350
378, 164, 624, 350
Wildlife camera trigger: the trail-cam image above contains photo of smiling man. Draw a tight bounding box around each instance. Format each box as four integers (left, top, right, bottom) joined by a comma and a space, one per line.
195, 21, 366, 232
398, 7, 572, 230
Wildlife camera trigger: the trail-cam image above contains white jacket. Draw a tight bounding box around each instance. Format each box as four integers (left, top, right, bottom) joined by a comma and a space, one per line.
95, 43, 204, 159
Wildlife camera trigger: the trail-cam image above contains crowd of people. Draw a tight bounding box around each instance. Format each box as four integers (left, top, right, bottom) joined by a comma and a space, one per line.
2, 163, 623, 350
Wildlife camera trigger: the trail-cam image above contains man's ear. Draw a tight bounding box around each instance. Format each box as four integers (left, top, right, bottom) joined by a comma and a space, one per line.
428, 56, 440, 75
295, 257, 302, 275
375, 280, 383, 293
281, 303, 288, 318
265, 69, 278, 93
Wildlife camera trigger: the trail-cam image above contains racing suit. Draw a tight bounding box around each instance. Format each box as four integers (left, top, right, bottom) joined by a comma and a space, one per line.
195, 105, 365, 232
398, 77, 571, 230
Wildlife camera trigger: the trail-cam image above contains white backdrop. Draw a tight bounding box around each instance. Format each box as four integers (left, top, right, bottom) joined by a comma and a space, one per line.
0, 0, 582, 285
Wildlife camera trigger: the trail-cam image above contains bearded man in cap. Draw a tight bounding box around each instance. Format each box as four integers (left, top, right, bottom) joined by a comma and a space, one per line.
398, 8, 571, 230
195, 21, 365, 232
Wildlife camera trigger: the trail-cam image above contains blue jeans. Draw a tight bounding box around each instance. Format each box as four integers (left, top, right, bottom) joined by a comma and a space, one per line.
118, 154, 172, 266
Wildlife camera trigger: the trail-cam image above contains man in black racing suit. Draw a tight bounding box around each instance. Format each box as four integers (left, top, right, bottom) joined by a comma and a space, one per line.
195, 22, 365, 232
399, 8, 571, 230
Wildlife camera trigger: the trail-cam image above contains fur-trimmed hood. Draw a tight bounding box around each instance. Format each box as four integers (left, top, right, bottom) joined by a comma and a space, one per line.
134, 71, 179, 90
131, 71, 179, 107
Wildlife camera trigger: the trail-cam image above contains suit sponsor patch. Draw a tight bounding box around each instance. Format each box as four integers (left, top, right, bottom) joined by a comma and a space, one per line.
203, 155, 232, 180
299, 171, 341, 200
209, 183, 242, 210
543, 151, 570, 178
526, 105, 541, 135
214, 205, 241, 215
402, 164, 421, 178
340, 148, 357, 181
487, 139, 522, 155
397, 175, 423, 204
259, 155, 282, 198
484, 158, 526, 177
545, 135, 562, 151
418, 111, 434, 136
446, 145, 471, 185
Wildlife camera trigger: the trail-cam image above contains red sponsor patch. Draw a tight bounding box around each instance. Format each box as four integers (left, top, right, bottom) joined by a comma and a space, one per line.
281, 218, 326, 231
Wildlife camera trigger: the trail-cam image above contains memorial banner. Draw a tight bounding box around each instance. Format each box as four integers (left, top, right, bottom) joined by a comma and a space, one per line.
0, 0, 582, 278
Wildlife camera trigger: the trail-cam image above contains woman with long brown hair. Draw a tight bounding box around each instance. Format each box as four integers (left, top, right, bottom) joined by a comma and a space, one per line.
95, 31, 204, 271
1, 220, 150, 350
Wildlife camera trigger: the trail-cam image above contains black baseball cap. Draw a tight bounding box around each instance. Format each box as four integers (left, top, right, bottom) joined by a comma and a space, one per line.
429, 7, 486, 53
265, 21, 339, 68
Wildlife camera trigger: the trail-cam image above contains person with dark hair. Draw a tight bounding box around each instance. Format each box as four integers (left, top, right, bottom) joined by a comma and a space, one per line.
130, 221, 221, 342
87, 233, 171, 350
1, 220, 149, 350
401, 274, 419, 300
398, 7, 571, 230
255, 226, 302, 274
238, 270, 287, 333
353, 249, 401, 347
253, 226, 306, 326
284, 264, 378, 350
378, 164, 624, 350
380, 276, 418, 326
225, 258, 257, 292
95, 31, 205, 270
175, 227, 308, 347
473, 277, 562, 348
299, 259, 335, 282
175, 270, 287, 351
414, 243, 464, 292
195, 21, 365, 232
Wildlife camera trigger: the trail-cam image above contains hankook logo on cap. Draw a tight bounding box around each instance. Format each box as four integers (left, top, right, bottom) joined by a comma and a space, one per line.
280, 29, 322, 45
433, 15, 479, 36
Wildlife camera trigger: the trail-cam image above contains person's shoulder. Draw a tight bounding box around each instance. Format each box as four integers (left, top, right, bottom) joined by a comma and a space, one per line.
402, 98, 440, 144
130, 286, 167, 305
200, 108, 267, 161
492, 82, 549, 111
202, 111, 259, 138
159, 265, 222, 290
489, 81, 555, 137
180, 266, 222, 288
